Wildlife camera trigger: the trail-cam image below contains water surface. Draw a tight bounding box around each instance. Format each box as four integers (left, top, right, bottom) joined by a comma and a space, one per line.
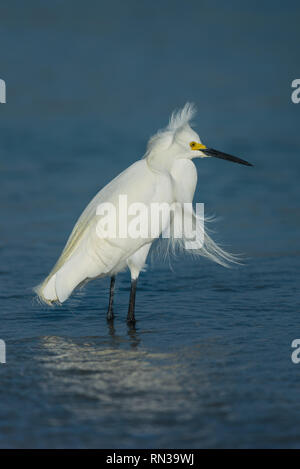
0, 0, 300, 448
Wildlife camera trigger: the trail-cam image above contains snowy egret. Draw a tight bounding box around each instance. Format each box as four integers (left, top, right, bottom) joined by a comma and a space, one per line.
35, 103, 252, 322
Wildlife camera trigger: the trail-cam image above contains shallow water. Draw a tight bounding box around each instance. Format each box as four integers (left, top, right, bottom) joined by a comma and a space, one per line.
1, 0, 300, 448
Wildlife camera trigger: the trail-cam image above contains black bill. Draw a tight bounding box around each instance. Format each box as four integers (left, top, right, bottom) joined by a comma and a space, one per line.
203, 148, 253, 166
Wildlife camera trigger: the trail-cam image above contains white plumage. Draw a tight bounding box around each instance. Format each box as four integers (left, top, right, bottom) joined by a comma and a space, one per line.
35, 103, 251, 318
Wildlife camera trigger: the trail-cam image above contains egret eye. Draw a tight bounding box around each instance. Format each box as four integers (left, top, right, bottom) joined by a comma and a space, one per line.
190, 141, 196, 149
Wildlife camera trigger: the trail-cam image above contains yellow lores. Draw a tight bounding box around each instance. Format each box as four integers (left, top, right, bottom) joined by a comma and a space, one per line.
190, 141, 207, 150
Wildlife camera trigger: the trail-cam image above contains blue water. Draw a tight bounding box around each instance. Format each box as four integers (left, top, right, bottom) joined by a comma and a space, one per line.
1, 0, 300, 448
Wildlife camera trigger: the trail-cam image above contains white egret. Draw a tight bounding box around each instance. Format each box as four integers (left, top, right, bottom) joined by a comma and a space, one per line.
35, 103, 252, 322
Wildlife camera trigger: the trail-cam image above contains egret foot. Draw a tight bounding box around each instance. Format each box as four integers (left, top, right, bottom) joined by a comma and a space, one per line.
127, 278, 137, 323
107, 308, 114, 321
106, 276, 115, 321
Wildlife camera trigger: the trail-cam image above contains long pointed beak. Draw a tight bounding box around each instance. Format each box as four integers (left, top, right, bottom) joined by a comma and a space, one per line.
202, 148, 253, 167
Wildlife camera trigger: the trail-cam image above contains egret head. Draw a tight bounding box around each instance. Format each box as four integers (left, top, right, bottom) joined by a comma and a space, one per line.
173, 104, 252, 166
146, 103, 252, 169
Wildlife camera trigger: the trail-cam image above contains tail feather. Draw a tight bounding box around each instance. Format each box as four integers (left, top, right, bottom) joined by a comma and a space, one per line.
34, 273, 58, 306
34, 247, 102, 305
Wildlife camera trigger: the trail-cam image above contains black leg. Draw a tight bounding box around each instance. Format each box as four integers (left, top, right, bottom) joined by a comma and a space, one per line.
127, 278, 138, 323
107, 276, 115, 321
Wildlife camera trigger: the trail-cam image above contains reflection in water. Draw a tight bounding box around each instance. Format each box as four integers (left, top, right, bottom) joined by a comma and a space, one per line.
106, 318, 141, 349
127, 322, 141, 349
37, 335, 215, 429
106, 319, 116, 339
